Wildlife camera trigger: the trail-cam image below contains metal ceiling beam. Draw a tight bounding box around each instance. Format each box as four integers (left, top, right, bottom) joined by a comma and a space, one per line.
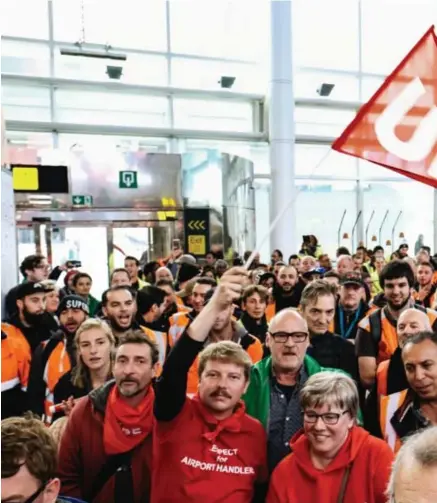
2, 73, 264, 102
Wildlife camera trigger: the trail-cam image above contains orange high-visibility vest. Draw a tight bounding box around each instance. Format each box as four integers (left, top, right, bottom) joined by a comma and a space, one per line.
379, 389, 408, 453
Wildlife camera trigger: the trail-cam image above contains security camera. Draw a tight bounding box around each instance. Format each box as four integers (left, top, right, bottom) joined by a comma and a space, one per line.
317, 83, 335, 97
106, 65, 123, 80
219, 76, 236, 89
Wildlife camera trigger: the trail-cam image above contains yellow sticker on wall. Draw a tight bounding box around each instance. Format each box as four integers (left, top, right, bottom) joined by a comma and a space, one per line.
13, 167, 39, 191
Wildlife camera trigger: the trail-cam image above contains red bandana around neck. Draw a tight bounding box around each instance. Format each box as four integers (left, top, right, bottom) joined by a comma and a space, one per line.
191, 394, 246, 443
103, 385, 154, 455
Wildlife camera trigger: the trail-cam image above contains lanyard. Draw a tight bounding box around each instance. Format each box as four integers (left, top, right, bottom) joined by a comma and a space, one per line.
339, 306, 361, 340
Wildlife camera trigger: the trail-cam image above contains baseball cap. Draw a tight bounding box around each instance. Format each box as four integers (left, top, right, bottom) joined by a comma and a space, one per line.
57, 295, 89, 316
302, 267, 326, 278
340, 272, 365, 287
16, 282, 47, 299
176, 254, 197, 266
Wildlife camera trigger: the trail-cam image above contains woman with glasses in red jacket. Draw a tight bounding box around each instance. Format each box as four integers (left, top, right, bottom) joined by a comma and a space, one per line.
267, 372, 394, 503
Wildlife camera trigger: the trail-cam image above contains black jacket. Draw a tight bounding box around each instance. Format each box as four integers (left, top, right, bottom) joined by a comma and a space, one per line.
333, 301, 369, 341
239, 312, 269, 344
27, 328, 77, 416
7, 313, 58, 353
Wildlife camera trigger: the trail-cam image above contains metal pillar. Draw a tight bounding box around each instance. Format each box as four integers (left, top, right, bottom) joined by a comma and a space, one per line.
269, 0, 296, 256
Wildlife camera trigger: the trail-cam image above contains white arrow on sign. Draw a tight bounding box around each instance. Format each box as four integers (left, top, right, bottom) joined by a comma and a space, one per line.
73, 196, 82, 204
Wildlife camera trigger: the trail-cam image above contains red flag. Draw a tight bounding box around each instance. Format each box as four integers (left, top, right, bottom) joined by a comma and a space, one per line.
332, 26, 437, 188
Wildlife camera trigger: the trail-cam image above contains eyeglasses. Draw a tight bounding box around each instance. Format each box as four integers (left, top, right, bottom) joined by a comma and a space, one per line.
21, 481, 48, 503
303, 410, 349, 425
269, 332, 308, 343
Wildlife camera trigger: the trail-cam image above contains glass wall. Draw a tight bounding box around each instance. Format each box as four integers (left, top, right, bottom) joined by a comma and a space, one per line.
2, 0, 436, 261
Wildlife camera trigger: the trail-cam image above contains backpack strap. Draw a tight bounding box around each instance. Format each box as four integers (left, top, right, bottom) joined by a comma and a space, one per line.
368, 310, 382, 346
88, 449, 135, 503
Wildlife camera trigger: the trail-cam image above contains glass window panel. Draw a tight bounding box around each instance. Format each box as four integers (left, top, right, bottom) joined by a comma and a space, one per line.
55, 89, 168, 127
173, 98, 253, 132
295, 107, 357, 138
295, 71, 360, 102
360, 76, 385, 102
295, 144, 358, 179
183, 140, 270, 174
1, 40, 50, 76
53, 0, 167, 50
1, 84, 51, 121
171, 57, 266, 93
54, 51, 167, 85
295, 179, 358, 258
292, 0, 359, 70
363, 181, 434, 250
58, 134, 168, 154
2, 0, 49, 39
6, 131, 54, 165
169, 1, 269, 61
361, 1, 437, 74
359, 159, 405, 181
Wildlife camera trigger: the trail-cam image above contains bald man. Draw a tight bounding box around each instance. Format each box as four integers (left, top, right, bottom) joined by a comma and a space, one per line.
155, 266, 174, 283
244, 308, 351, 472
336, 255, 354, 276
386, 427, 437, 503
375, 308, 432, 397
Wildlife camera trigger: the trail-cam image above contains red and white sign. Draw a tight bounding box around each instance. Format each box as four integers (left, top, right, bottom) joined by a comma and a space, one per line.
333, 26, 437, 188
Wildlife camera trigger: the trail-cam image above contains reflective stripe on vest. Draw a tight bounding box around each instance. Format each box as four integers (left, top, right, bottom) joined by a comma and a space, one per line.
380, 390, 408, 452
168, 312, 190, 347
1, 376, 20, 392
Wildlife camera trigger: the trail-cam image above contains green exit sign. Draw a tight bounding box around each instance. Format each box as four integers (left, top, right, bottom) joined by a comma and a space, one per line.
119, 171, 138, 189
72, 195, 93, 206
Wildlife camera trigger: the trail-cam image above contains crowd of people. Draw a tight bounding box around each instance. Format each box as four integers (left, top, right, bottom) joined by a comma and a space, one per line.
2, 237, 437, 503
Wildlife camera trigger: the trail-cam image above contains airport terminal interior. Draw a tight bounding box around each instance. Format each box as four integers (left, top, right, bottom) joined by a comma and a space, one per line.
1, 1, 437, 502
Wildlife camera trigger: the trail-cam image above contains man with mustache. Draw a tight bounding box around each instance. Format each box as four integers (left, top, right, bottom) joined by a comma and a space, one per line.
244, 308, 352, 472
58, 330, 158, 502
27, 295, 89, 424
6, 282, 58, 353
153, 267, 268, 503
379, 331, 437, 453
265, 266, 304, 322
356, 260, 437, 388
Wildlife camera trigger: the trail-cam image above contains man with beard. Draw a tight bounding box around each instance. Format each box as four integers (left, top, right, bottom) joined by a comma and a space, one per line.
27, 295, 89, 424
331, 272, 369, 341
265, 266, 303, 322
102, 286, 138, 340
58, 330, 158, 501
240, 285, 269, 345
356, 260, 437, 388
6, 282, 58, 353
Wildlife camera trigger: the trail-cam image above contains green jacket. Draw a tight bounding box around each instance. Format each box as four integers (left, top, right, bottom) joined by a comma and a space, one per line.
86, 295, 99, 317
243, 355, 356, 430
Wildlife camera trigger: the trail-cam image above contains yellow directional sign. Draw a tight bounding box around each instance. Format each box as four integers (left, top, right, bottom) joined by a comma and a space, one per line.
188, 220, 206, 231
188, 235, 206, 255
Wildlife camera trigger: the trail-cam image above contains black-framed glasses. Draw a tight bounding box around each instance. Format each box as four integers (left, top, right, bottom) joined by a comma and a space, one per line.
21, 481, 49, 503
270, 331, 308, 343
303, 410, 349, 425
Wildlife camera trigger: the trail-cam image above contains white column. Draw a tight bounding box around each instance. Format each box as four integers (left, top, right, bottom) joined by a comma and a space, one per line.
269, 0, 297, 256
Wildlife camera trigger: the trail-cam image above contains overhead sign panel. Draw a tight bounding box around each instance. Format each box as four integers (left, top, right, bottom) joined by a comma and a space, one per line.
184, 208, 210, 258
12, 164, 69, 193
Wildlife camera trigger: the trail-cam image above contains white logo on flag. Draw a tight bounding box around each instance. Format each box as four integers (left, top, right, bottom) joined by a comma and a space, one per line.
375, 77, 437, 172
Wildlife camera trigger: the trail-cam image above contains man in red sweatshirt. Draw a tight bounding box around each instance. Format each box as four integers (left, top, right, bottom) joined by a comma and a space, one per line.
57, 329, 159, 503
153, 267, 268, 503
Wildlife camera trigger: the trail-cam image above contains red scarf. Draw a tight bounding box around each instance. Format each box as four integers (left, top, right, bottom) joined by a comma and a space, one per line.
103, 385, 154, 455
191, 394, 246, 443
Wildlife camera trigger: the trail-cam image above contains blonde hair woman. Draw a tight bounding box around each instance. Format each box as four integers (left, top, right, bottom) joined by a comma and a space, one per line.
53, 319, 115, 419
